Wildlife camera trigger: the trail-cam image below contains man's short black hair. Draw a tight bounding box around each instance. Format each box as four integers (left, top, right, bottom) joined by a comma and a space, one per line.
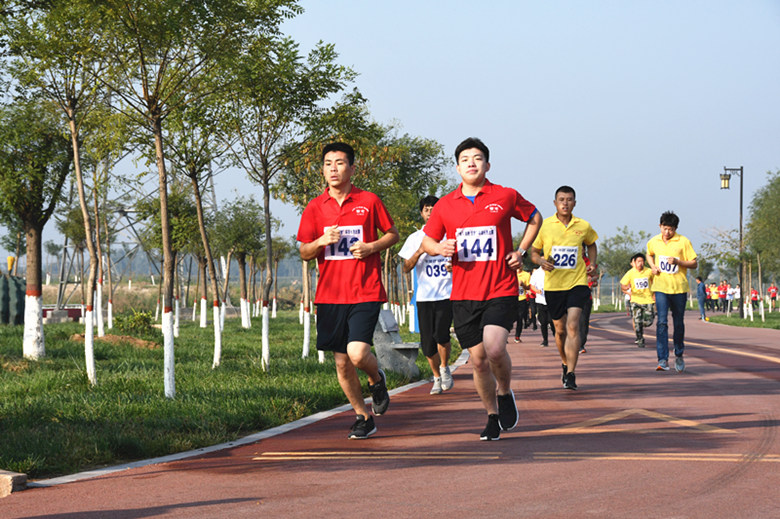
322, 142, 355, 165
454, 137, 489, 163
419, 195, 439, 213
659, 211, 679, 228
555, 185, 576, 199
696, 276, 703, 282
631, 252, 646, 263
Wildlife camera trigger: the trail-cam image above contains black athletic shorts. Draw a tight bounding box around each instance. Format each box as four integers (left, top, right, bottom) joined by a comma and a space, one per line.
545, 285, 591, 321
316, 302, 382, 354
452, 296, 516, 350
417, 299, 453, 357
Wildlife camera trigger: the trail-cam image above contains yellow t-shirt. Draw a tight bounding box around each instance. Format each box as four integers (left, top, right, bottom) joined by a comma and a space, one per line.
620, 267, 655, 304
532, 214, 598, 291
516, 270, 531, 301
646, 233, 697, 294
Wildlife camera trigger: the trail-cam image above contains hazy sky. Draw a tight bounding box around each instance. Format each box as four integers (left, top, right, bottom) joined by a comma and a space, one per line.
274, 0, 780, 250
7, 1, 780, 262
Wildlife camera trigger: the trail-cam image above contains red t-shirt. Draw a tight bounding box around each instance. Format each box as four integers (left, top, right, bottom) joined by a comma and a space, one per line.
297, 186, 395, 304
718, 285, 728, 298
769, 286, 778, 298
423, 180, 537, 301
751, 289, 759, 300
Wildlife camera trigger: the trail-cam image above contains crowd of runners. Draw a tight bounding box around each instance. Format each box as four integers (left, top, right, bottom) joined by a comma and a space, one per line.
297, 137, 704, 441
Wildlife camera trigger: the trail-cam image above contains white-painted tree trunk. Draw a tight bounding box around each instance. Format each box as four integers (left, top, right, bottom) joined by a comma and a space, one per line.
45, 272, 50, 285
151, 274, 155, 285
154, 300, 160, 321
271, 297, 277, 318
23, 294, 45, 360
84, 308, 96, 386
128, 279, 132, 290
240, 297, 249, 328
220, 301, 226, 330
261, 305, 270, 371
299, 300, 304, 324
107, 300, 113, 329
318, 350, 325, 363
174, 297, 180, 338
192, 302, 197, 321
408, 303, 415, 333
302, 306, 310, 358
212, 304, 222, 368
200, 298, 207, 328
96, 281, 105, 337
162, 310, 175, 398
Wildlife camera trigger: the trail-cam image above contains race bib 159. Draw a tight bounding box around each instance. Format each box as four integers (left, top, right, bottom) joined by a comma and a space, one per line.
324, 225, 363, 260
633, 277, 650, 290
456, 226, 497, 262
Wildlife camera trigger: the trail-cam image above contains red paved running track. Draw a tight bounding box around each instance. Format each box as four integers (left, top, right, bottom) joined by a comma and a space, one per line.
3, 311, 780, 518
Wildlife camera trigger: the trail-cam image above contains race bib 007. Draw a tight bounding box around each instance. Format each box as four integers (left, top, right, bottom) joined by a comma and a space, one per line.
657, 255, 679, 274
551, 245, 578, 269
323, 225, 363, 260
456, 226, 497, 262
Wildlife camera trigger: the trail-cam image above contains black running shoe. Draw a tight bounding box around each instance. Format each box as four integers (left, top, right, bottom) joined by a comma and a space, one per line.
562, 363, 567, 384
348, 415, 377, 439
369, 369, 390, 416
497, 390, 518, 431
563, 372, 577, 390
480, 414, 501, 441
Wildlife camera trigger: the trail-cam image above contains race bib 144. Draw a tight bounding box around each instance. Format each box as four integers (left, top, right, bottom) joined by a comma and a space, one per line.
455, 226, 497, 262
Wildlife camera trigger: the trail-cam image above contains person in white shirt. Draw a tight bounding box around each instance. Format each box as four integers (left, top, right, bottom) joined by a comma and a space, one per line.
529, 267, 555, 347
399, 196, 454, 395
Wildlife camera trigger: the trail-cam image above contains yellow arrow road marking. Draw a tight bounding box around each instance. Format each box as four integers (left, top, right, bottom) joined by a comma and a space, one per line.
537, 408, 736, 435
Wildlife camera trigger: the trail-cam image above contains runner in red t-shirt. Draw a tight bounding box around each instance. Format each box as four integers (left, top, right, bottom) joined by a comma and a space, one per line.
750, 288, 760, 309
297, 142, 399, 440
768, 284, 778, 311
422, 137, 542, 440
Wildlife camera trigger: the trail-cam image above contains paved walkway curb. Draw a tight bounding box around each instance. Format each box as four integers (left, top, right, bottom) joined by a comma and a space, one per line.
29, 349, 470, 488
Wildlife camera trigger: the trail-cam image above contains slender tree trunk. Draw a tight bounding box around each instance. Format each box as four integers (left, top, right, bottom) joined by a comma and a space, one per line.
237, 252, 250, 329
189, 173, 222, 367
272, 258, 279, 318
301, 259, 310, 358
93, 184, 105, 337
104, 207, 113, 329
68, 116, 97, 386
152, 117, 175, 398
22, 224, 45, 359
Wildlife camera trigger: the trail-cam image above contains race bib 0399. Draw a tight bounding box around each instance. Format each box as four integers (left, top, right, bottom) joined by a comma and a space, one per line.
456, 226, 497, 262
323, 225, 363, 260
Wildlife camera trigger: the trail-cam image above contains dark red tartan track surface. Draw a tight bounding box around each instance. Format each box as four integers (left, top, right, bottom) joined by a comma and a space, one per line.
4, 312, 780, 518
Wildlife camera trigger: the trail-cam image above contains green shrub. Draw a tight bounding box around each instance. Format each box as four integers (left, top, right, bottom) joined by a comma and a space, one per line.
113, 309, 156, 337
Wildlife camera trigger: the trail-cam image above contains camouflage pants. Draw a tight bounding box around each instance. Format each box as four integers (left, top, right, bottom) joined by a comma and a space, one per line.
630, 302, 656, 346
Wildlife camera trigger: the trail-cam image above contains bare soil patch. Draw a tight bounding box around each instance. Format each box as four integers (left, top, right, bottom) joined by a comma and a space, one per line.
69, 333, 159, 350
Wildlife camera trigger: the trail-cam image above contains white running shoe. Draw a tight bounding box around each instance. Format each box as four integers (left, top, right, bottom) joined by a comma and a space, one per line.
440, 365, 454, 391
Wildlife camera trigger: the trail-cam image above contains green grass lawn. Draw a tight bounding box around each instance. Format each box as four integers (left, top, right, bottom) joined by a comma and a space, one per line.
707, 308, 780, 329
0, 310, 454, 479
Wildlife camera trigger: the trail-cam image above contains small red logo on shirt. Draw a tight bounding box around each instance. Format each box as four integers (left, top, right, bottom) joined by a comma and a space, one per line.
353, 205, 369, 216
485, 203, 504, 213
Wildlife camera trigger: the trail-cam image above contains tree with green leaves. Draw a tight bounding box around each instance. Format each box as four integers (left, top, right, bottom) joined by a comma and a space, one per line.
91, 0, 301, 396
0, 98, 72, 359
747, 170, 780, 277
3, 0, 109, 383
214, 196, 266, 331
222, 36, 354, 370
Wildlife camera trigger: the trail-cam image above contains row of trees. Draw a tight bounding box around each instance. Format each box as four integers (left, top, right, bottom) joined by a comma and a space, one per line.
0, 1, 452, 398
